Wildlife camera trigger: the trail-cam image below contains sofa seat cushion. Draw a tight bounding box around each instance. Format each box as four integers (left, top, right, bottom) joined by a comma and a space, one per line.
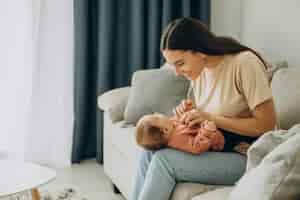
171, 183, 222, 200
109, 121, 142, 163
191, 187, 233, 200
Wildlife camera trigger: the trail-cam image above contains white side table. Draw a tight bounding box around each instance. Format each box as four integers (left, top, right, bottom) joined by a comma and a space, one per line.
0, 159, 56, 200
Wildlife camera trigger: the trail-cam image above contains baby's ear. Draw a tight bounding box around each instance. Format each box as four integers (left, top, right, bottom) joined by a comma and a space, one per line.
161, 127, 169, 135
164, 127, 168, 133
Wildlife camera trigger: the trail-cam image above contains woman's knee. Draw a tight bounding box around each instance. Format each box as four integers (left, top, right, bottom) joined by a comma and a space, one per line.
150, 149, 176, 171
149, 150, 176, 179
138, 148, 178, 176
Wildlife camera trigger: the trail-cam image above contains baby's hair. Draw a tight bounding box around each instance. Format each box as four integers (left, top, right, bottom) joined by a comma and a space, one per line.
136, 119, 168, 150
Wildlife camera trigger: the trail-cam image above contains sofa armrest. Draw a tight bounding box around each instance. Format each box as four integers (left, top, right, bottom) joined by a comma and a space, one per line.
97, 86, 130, 122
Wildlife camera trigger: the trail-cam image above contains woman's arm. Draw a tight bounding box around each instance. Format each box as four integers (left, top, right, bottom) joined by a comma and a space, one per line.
214, 99, 277, 137
184, 99, 277, 137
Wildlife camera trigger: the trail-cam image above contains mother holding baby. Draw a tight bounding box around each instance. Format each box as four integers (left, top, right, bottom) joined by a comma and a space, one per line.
131, 17, 277, 200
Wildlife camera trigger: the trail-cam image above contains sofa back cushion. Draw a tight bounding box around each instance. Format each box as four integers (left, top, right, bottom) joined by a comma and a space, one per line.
124, 68, 189, 124
271, 66, 300, 129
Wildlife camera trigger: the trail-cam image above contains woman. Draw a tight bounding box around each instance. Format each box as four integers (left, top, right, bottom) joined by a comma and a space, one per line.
131, 17, 277, 200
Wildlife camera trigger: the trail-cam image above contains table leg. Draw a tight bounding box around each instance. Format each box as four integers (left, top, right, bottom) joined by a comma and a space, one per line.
31, 188, 40, 200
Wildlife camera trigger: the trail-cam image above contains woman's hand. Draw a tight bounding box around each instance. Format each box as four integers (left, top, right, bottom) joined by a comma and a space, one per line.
181, 109, 213, 127
173, 99, 194, 117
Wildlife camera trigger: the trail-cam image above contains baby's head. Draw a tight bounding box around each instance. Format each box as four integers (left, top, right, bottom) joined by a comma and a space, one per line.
136, 113, 175, 150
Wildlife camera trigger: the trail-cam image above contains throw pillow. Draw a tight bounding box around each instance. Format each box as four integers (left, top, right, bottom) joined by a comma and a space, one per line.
228, 124, 300, 200
124, 68, 189, 124
97, 87, 130, 122
271, 66, 300, 129
246, 124, 300, 171
267, 60, 288, 81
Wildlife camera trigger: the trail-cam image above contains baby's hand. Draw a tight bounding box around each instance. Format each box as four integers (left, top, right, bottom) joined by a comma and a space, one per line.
202, 120, 217, 131
199, 121, 217, 138
184, 99, 194, 111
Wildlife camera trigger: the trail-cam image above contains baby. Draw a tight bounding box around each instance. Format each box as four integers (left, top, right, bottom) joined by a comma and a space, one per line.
135, 100, 225, 154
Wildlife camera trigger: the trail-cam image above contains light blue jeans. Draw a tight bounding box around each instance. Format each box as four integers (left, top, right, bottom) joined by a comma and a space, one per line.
131, 148, 246, 200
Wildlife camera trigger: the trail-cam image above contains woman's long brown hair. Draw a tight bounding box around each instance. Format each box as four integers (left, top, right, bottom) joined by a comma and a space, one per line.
160, 17, 268, 69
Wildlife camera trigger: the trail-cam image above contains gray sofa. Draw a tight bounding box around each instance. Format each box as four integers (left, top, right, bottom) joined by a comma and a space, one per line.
97, 62, 300, 200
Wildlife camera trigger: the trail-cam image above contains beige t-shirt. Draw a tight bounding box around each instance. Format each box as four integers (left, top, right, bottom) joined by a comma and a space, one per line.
190, 51, 272, 118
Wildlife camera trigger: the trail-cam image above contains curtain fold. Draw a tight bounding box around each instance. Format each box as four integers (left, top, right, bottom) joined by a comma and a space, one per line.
72, 0, 210, 163
0, 0, 36, 159
25, 0, 74, 167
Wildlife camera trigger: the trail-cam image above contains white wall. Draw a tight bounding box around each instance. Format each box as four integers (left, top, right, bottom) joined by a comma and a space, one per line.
0, 1, 35, 157
211, 0, 300, 67
241, 0, 300, 66
210, 0, 242, 40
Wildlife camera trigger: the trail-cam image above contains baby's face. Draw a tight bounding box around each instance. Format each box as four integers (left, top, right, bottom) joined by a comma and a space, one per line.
140, 113, 175, 137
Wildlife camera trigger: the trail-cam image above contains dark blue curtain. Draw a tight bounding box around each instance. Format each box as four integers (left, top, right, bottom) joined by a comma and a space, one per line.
72, 0, 210, 163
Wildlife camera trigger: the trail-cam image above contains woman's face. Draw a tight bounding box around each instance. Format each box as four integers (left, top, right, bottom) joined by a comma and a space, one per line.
162, 49, 207, 80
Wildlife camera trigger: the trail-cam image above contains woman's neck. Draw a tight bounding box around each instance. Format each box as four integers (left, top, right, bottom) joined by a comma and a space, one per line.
205, 55, 226, 71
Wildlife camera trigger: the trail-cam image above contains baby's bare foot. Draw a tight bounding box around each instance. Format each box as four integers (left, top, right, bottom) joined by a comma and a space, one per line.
233, 142, 251, 155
